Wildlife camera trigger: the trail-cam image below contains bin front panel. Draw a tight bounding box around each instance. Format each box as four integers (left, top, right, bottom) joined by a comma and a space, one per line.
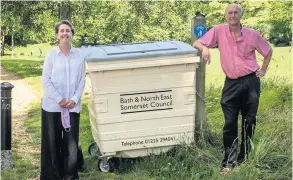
87, 56, 198, 154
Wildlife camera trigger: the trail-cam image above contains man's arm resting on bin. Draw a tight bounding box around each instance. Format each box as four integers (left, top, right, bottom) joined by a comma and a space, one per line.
193, 40, 205, 52
193, 40, 211, 64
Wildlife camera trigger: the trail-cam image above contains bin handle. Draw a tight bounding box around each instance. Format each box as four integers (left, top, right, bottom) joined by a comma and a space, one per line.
106, 48, 178, 56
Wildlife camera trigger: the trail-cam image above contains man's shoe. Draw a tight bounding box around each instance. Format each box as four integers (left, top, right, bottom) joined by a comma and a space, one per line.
220, 167, 231, 175
237, 154, 248, 164
237, 158, 245, 164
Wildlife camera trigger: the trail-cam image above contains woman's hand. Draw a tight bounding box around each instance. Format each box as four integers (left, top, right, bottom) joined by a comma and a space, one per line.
59, 99, 76, 109
65, 100, 76, 109
59, 99, 68, 108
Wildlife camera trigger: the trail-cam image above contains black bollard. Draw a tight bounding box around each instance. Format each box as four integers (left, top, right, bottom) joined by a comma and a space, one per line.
1, 82, 15, 170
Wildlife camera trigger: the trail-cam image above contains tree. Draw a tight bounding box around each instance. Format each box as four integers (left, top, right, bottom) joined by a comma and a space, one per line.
0, 26, 6, 56
0, 0, 291, 51
0, 1, 59, 55
267, 1, 292, 46
1, 2, 23, 56
59, 0, 72, 20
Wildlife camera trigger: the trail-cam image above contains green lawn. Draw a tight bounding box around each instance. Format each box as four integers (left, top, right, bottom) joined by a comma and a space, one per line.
3, 43, 55, 60
1, 45, 292, 180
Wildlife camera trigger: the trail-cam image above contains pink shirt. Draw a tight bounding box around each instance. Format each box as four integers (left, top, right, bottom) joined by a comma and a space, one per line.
198, 24, 271, 79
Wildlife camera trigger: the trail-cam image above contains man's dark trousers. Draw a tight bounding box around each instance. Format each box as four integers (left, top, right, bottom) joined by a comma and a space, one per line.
220, 72, 260, 168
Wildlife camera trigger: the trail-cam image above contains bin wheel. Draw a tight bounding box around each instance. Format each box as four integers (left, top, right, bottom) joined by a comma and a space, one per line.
98, 159, 114, 172
88, 142, 100, 155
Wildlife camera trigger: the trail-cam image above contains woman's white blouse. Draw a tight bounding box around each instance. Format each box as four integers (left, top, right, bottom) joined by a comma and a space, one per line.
41, 46, 86, 113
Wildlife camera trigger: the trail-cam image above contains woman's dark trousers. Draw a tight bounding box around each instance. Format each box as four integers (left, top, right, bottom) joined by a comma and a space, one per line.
40, 109, 80, 180
220, 73, 260, 168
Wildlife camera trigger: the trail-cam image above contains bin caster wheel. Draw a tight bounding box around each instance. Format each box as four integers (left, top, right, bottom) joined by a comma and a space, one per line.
88, 142, 100, 155
98, 159, 114, 172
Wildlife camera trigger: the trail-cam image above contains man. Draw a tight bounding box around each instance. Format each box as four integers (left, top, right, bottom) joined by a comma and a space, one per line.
193, 3, 273, 174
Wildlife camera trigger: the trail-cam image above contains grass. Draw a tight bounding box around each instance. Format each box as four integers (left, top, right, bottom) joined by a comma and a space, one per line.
1, 45, 292, 180
1, 44, 55, 79
3, 43, 55, 60
1, 60, 43, 79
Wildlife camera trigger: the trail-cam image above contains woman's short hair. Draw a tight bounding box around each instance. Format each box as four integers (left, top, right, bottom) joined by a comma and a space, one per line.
55, 20, 75, 35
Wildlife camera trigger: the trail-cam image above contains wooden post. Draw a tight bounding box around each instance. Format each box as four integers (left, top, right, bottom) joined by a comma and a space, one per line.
191, 12, 206, 138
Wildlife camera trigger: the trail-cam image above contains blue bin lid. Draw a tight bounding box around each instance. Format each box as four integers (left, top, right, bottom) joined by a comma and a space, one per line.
81, 40, 197, 62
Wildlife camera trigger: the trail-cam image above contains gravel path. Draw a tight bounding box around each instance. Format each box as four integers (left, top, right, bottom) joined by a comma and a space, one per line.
1, 66, 40, 167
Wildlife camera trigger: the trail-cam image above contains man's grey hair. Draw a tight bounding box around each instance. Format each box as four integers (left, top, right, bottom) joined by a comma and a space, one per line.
225, 3, 243, 16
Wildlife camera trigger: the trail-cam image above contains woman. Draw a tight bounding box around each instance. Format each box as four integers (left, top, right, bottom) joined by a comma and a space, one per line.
41, 20, 85, 180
